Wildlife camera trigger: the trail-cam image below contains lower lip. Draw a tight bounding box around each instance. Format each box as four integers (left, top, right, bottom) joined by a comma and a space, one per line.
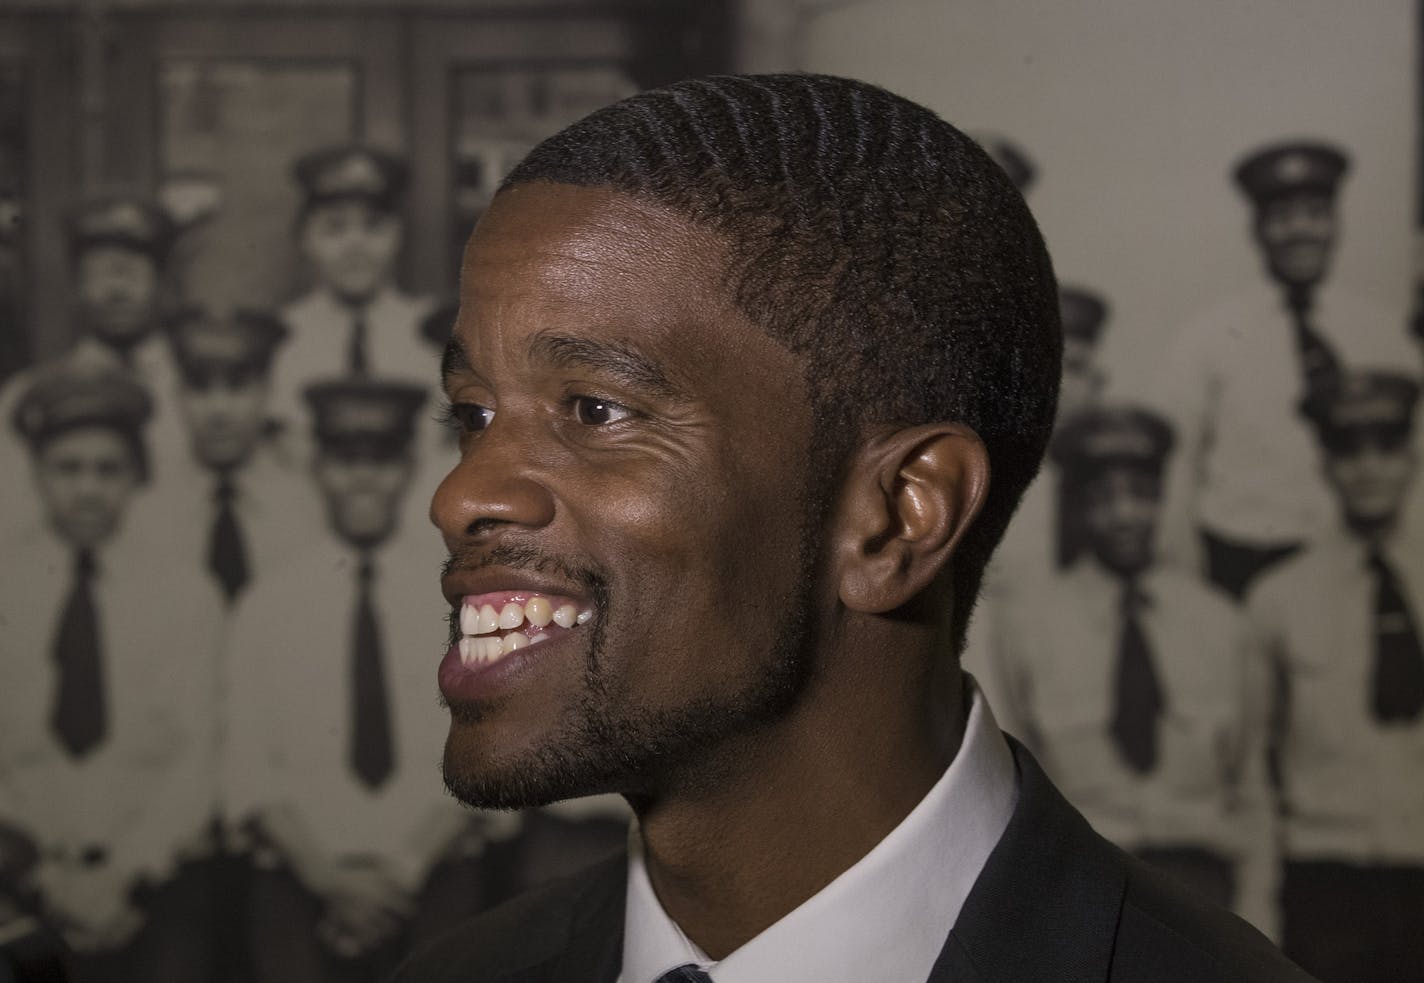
437, 631, 572, 705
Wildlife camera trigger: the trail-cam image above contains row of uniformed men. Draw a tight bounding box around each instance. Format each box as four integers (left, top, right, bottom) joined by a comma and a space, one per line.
967, 138, 1424, 983
0, 146, 624, 983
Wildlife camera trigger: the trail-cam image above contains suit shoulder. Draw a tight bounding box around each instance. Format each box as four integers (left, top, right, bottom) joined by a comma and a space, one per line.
1112, 861, 1315, 982
392, 854, 623, 983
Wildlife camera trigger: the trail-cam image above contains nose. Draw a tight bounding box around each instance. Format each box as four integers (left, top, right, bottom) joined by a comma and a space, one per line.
1106, 490, 1155, 528
430, 419, 557, 543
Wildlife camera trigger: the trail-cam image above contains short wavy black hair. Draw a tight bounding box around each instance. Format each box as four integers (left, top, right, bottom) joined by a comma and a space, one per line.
502, 73, 1061, 654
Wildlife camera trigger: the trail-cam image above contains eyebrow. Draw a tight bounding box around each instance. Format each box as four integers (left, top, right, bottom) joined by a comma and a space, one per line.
441, 330, 689, 401
528, 331, 686, 399
441, 337, 471, 386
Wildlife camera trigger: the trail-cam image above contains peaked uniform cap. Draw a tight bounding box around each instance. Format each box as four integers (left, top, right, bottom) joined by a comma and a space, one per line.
1058, 287, 1108, 344
1052, 405, 1175, 474
1301, 368, 1420, 437
293, 146, 409, 209
1233, 140, 1349, 205
166, 307, 289, 377
12, 357, 153, 447
68, 195, 173, 259
303, 377, 427, 451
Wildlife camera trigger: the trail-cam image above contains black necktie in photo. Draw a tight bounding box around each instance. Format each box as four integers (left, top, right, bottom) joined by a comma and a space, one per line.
348, 307, 370, 376
1367, 551, 1424, 723
50, 548, 107, 757
1284, 292, 1342, 399
654, 966, 715, 983
208, 473, 250, 603
351, 555, 394, 788
1111, 582, 1164, 774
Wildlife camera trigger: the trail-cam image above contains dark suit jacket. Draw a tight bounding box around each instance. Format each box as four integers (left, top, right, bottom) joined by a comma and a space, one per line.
392, 740, 1316, 982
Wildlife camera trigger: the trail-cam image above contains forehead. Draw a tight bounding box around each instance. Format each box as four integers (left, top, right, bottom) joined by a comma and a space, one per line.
456, 183, 754, 369
77, 244, 153, 269
302, 198, 393, 229
39, 425, 134, 462
1259, 193, 1334, 215
1080, 461, 1162, 491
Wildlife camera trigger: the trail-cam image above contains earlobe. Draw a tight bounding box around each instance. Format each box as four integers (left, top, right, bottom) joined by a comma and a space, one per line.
836, 422, 990, 614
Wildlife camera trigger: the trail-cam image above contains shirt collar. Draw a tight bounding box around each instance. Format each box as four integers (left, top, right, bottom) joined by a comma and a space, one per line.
620, 677, 1018, 983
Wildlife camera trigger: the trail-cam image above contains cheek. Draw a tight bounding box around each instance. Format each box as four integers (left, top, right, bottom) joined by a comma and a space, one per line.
581, 452, 806, 668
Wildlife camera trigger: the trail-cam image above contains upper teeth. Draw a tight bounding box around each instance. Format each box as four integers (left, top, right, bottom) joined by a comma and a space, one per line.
457, 596, 590, 668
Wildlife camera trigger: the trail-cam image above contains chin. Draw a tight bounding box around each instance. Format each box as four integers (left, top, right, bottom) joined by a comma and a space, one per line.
441, 726, 612, 812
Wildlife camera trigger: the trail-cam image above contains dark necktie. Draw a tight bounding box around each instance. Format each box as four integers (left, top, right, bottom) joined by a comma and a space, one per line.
1110, 581, 1164, 774
1367, 551, 1424, 723
50, 548, 107, 757
207, 473, 250, 603
1284, 291, 1342, 399
654, 966, 714, 983
351, 555, 394, 788
348, 307, 370, 376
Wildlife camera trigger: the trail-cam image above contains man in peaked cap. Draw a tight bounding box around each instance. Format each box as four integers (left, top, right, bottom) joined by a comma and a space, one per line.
224, 376, 492, 983
64, 195, 174, 362
1151, 139, 1418, 600
267, 146, 439, 463
1247, 369, 1424, 982
0, 358, 223, 982
1235, 143, 1348, 308
984, 405, 1275, 935
0, 193, 184, 540
125, 306, 319, 610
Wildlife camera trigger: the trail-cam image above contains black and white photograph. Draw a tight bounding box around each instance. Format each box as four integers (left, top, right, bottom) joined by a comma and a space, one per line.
0, 2, 1419, 982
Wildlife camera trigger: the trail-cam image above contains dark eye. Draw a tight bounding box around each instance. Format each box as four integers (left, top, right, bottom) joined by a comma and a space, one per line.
442, 402, 494, 434
572, 396, 632, 426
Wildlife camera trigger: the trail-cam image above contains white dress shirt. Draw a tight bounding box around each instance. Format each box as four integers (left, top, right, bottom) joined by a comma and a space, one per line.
617, 678, 1017, 983
0, 524, 223, 935
124, 444, 325, 609
223, 525, 477, 893
1247, 530, 1424, 866
269, 285, 441, 457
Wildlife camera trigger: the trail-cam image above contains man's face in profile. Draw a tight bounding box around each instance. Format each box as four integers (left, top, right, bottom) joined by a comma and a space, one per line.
431, 183, 825, 810
75, 245, 160, 345
1254, 193, 1337, 290
34, 425, 142, 549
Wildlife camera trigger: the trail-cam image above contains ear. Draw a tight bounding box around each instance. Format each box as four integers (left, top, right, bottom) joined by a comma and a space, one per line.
833, 422, 990, 614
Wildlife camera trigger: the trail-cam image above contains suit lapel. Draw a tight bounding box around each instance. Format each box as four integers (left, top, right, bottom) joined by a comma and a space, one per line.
930, 738, 1126, 983
498, 854, 628, 983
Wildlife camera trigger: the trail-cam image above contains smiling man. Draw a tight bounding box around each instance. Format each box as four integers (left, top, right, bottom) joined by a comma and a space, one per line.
400, 74, 1313, 983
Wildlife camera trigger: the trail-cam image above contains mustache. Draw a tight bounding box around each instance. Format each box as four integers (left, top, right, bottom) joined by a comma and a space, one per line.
442, 542, 611, 646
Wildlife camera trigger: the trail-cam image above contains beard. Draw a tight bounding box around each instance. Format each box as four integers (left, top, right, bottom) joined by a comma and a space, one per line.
440, 514, 826, 812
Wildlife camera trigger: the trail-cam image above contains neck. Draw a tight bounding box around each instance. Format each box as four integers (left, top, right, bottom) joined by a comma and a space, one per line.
91, 330, 147, 364
632, 615, 963, 960
1350, 514, 1398, 549
327, 283, 386, 310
